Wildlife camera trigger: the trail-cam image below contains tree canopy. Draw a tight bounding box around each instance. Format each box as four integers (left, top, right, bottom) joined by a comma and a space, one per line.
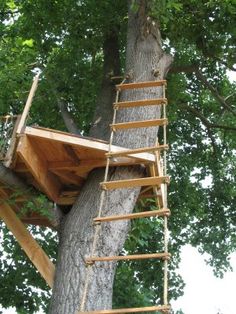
0, 0, 236, 313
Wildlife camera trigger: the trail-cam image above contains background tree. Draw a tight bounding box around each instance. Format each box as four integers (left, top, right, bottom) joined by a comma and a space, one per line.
0, 0, 235, 313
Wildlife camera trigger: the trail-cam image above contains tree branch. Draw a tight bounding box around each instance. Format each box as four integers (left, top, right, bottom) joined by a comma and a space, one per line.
180, 104, 236, 132
195, 69, 236, 118
55, 97, 81, 135
48, 83, 81, 135
169, 64, 198, 74
212, 56, 236, 72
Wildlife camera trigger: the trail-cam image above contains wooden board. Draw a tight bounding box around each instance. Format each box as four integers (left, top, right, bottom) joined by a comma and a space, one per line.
93, 208, 170, 223
101, 176, 170, 190
24, 127, 155, 163
77, 305, 171, 314
86, 252, 170, 264
111, 119, 168, 131
17, 135, 61, 202
116, 80, 167, 90
113, 98, 167, 109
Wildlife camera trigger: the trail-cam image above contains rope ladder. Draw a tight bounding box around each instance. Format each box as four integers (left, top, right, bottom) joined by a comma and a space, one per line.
77, 78, 171, 314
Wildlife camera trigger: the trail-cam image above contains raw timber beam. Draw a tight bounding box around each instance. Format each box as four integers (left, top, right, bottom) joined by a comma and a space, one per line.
17, 75, 39, 134
0, 202, 55, 287
17, 135, 61, 202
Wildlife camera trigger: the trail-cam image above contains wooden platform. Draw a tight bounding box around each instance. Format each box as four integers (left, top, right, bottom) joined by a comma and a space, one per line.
13, 126, 157, 204
0, 125, 162, 226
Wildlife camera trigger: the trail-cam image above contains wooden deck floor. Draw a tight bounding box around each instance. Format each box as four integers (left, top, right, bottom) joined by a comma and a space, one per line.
14, 126, 155, 205
0, 126, 161, 226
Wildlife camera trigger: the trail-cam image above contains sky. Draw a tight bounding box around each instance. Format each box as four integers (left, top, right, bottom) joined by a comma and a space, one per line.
172, 246, 236, 314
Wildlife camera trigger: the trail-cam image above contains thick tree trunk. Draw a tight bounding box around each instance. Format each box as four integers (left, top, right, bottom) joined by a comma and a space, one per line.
49, 1, 172, 313
89, 29, 121, 141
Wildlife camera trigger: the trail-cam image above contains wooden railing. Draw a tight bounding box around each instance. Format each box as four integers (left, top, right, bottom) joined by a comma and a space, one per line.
0, 74, 40, 167
0, 115, 21, 163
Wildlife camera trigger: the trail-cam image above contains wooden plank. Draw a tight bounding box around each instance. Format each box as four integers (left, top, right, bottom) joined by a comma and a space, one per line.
17, 135, 61, 202
86, 252, 170, 264
77, 305, 171, 314
93, 208, 170, 223
154, 147, 165, 207
114, 98, 167, 109
0, 202, 55, 287
17, 75, 40, 134
116, 80, 167, 90
47, 157, 149, 171
57, 190, 80, 205
106, 145, 168, 158
111, 119, 167, 131
24, 127, 155, 163
149, 163, 161, 208
52, 169, 85, 185
101, 176, 170, 190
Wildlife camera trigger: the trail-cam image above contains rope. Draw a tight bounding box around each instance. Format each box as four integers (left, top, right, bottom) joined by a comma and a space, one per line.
79, 77, 127, 312
162, 83, 169, 306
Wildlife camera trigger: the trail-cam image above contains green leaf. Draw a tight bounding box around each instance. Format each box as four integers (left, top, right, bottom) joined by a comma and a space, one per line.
22, 39, 34, 48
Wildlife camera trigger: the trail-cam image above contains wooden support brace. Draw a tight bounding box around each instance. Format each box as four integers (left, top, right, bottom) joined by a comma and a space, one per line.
0, 202, 55, 287
77, 305, 171, 314
106, 145, 168, 158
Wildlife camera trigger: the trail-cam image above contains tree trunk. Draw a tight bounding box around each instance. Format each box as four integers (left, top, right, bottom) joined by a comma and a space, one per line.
49, 1, 172, 313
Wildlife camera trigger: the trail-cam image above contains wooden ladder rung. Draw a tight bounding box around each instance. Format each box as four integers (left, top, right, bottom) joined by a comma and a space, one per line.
86, 252, 170, 264
111, 119, 167, 131
113, 98, 167, 109
101, 176, 169, 190
93, 208, 170, 223
106, 144, 168, 158
116, 80, 167, 91
77, 305, 171, 314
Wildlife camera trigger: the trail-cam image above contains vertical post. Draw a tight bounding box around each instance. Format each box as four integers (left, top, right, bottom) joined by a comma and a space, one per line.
162, 82, 168, 305
17, 74, 40, 135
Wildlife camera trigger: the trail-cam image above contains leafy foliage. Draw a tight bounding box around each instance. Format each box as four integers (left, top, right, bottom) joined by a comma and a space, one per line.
0, 0, 235, 312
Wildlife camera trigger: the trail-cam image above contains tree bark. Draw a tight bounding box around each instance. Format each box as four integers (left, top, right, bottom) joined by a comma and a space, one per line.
49, 1, 173, 313
89, 28, 121, 141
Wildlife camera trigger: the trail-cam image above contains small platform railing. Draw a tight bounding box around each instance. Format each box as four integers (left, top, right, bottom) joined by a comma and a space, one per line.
0, 115, 21, 163
0, 74, 39, 167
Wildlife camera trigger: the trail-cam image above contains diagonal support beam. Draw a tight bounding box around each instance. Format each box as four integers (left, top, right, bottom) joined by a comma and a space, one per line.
0, 202, 55, 288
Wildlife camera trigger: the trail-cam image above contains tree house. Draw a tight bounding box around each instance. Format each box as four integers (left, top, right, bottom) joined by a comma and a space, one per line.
0, 75, 167, 291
